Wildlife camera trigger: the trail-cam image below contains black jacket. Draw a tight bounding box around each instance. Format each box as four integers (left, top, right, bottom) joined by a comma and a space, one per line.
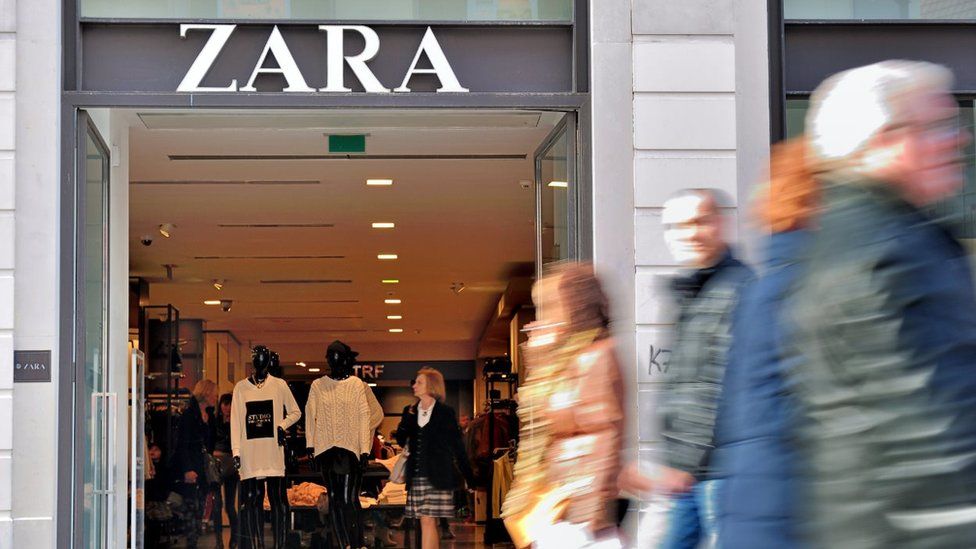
396, 401, 475, 491
173, 397, 214, 478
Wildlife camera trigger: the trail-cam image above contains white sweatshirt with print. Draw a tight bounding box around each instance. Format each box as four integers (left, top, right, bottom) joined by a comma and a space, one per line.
230, 375, 301, 480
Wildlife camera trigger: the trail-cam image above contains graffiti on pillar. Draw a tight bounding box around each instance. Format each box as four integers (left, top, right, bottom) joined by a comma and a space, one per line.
647, 344, 672, 376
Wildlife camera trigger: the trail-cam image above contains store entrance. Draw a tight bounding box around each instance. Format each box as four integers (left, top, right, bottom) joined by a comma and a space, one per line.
76, 107, 577, 548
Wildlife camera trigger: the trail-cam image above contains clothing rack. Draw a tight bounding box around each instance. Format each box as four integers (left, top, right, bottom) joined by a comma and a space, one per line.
483, 369, 517, 545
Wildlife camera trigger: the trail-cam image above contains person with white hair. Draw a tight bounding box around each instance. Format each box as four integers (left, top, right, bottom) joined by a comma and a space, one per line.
787, 60, 976, 547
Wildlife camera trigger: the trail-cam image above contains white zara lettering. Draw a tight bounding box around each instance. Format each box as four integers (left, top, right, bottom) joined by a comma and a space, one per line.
395, 26, 469, 93
176, 24, 467, 94
240, 25, 314, 92
318, 25, 390, 93
177, 24, 238, 92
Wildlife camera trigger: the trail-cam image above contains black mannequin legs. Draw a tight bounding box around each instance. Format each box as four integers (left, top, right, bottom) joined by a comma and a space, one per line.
316, 448, 365, 549
239, 477, 289, 549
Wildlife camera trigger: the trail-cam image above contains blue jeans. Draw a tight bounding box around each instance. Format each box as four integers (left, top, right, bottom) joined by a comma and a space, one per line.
659, 479, 722, 549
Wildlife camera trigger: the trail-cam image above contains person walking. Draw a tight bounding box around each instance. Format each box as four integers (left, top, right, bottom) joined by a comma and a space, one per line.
656, 189, 752, 549
786, 60, 976, 548
714, 139, 816, 548
212, 392, 239, 548
396, 367, 475, 549
174, 379, 219, 549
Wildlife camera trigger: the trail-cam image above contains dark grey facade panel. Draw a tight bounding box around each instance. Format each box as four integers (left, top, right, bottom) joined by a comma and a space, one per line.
785, 23, 976, 93
81, 23, 574, 93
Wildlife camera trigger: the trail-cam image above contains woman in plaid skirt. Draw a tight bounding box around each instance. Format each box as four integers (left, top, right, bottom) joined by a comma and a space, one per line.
396, 367, 476, 549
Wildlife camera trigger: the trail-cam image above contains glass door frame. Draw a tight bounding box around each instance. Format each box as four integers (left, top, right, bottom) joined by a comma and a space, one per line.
534, 112, 579, 277
65, 110, 113, 549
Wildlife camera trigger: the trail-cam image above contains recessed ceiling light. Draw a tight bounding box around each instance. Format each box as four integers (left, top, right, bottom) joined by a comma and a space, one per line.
368, 382, 377, 387
382, 279, 399, 284
296, 362, 306, 368
387, 315, 402, 320
158, 223, 175, 238
385, 299, 402, 304
366, 179, 393, 186
377, 254, 398, 260
389, 328, 403, 333
308, 368, 321, 373
372, 222, 395, 229
203, 300, 221, 305
548, 181, 569, 188
212, 279, 224, 291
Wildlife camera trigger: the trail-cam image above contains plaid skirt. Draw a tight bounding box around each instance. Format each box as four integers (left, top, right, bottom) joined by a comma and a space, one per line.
405, 477, 455, 518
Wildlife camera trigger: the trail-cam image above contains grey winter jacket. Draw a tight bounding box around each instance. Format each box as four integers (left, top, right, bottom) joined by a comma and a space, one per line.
788, 180, 976, 548
660, 253, 752, 479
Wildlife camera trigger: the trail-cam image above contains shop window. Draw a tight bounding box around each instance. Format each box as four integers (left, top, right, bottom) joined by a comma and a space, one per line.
785, 0, 976, 20
785, 98, 976, 238
80, 0, 573, 21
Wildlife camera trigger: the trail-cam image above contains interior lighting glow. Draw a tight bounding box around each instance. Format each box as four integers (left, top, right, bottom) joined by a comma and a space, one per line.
385, 299, 402, 304
382, 279, 399, 284
296, 362, 306, 368
389, 328, 404, 333
366, 179, 394, 186
387, 315, 403, 320
203, 300, 221, 305
368, 383, 377, 387
372, 222, 395, 229
548, 181, 569, 188
377, 254, 398, 260
308, 368, 321, 373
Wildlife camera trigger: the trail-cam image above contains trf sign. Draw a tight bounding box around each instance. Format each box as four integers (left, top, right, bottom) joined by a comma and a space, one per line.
178, 24, 469, 94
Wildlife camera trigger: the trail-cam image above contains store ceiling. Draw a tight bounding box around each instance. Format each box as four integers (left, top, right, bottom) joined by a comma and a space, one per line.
127, 109, 561, 367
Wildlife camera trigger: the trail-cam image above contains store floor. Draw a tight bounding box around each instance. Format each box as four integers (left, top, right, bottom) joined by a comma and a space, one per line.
188, 521, 513, 548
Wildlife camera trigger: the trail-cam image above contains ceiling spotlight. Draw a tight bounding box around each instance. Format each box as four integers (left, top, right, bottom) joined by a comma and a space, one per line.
387, 315, 402, 320
451, 282, 466, 295
372, 222, 395, 229
203, 300, 221, 306
389, 328, 403, 333
366, 179, 393, 186
219, 299, 233, 312
377, 254, 398, 260
158, 223, 175, 238
547, 181, 569, 188
308, 368, 321, 373
212, 279, 225, 291
296, 362, 306, 368
382, 279, 399, 284
385, 299, 402, 304
368, 382, 377, 387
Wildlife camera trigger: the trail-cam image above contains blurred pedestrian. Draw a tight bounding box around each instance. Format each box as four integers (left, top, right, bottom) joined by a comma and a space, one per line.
213, 392, 239, 549
656, 189, 752, 549
174, 379, 219, 549
788, 60, 976, 547
713, 138, 818, 548
397, 367, 476, 549
503, 263, 626, 549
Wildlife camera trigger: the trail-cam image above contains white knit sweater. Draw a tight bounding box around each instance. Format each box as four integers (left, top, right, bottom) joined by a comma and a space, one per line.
305, 376, 384, 457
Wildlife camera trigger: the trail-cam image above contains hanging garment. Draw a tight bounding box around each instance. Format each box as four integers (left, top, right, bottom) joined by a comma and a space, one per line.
305, 375, 383, 457
230, 375, 301, 480
491, 454, 514, 517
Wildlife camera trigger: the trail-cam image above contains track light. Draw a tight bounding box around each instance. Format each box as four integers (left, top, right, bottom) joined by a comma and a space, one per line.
212, 279, 224, 291
158, 223, 175, 238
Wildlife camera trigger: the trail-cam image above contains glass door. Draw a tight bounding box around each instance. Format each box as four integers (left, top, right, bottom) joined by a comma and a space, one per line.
75, 111, 113, 549
535, 113, 578, 273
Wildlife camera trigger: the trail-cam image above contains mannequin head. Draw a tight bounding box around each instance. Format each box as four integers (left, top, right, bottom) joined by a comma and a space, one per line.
252, 345, 272, 380
268, 351, 283, 378
326, 340, 358, 380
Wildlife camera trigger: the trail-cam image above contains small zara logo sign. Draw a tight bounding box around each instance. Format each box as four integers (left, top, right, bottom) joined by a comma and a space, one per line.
178, 24, 469, 94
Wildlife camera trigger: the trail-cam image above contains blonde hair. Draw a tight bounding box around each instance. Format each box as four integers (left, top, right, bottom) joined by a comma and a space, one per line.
417, 367, 446, 402
193, 379, 218, 404
756, 137, 821, 232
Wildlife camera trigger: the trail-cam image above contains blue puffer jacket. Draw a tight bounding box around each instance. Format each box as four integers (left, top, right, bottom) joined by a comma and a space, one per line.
715, 231, 809, 549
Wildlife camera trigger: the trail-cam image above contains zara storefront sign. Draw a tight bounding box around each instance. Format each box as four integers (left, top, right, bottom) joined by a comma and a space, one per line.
178, 24, 468, 94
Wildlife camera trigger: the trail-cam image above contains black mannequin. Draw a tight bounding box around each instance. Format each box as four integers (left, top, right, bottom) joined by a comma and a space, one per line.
315, 340, 368, 549
237, 345, 289, 549
268, 351, 283, 378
